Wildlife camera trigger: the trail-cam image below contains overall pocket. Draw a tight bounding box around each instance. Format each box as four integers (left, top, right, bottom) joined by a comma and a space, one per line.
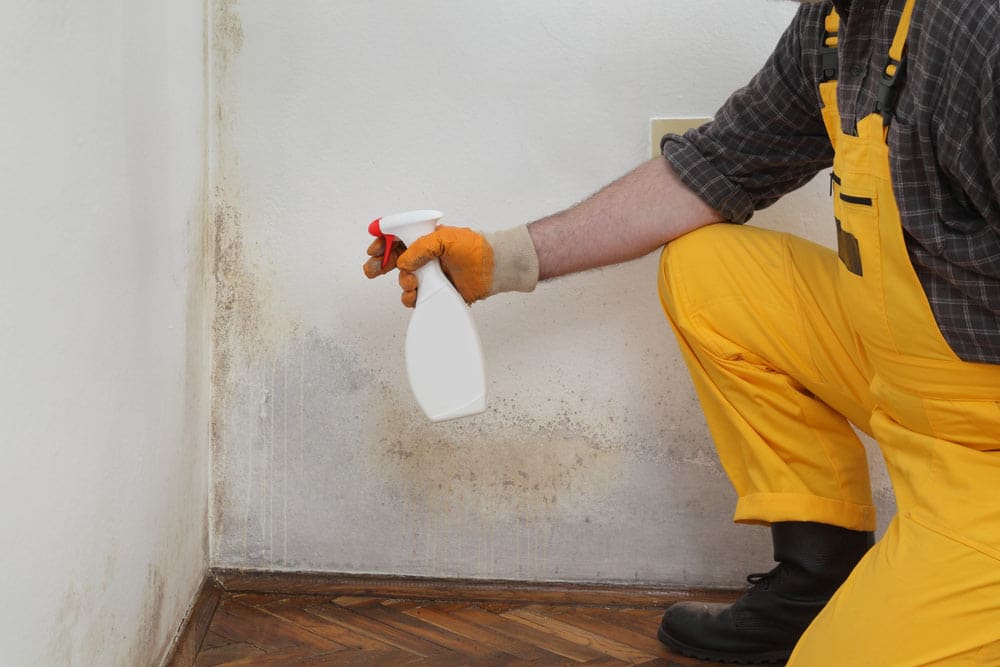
830, 172, 886, 342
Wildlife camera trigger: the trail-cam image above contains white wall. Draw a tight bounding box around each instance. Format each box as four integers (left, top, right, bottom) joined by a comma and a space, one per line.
0, 1, 209, 665
211, 1, 894, 585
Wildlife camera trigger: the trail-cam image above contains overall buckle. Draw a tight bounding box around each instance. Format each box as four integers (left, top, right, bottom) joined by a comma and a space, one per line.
874, 57, 906, 125
820, 30, 839, 82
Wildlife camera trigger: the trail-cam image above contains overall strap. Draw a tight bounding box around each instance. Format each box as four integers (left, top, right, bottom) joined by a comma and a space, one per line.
874, 0, 918, 126
820, 7, 841, 82
817, 5, 843, 152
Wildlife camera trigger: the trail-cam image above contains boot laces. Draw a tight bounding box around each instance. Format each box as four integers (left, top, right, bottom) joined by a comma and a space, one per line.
745, 565, 781, 592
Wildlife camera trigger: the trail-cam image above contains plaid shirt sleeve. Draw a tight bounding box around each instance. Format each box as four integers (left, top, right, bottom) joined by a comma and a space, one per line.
660, 5, 832, 224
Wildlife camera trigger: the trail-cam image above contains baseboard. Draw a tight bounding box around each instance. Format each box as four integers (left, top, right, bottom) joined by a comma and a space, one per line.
163, 577, 222, 667
211, 568, 739, 608
163, 569, 738, 664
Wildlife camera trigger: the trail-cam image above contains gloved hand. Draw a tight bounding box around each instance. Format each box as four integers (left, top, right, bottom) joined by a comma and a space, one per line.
363, 224, 539, 308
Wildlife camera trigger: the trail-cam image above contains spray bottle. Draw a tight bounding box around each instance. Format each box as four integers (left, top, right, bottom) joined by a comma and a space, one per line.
369, 210, 486, 422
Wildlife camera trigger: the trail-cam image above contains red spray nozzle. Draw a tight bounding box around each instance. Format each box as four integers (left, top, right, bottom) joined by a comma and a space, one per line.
368, 217, 396, 269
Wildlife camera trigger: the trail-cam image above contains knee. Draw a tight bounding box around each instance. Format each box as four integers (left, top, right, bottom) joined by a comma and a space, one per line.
658, 223, 742, 327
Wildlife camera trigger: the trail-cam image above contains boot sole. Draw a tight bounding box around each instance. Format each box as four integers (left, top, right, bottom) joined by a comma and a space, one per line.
657, 624, 791, 665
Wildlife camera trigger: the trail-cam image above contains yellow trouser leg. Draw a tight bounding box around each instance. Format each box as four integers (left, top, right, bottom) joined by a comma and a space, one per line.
790, 399, 1000, 666
658, 224, 1000, 662
658, 224, 877, 531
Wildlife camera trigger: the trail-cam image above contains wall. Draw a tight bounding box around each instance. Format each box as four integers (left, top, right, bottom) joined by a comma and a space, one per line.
0, 1, 210, 665
211, 0, 895, 585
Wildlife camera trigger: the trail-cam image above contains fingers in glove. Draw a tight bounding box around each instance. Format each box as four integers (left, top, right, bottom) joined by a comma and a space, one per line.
398, 270, 419, 308
397, 234, 445, 273
363, 237, 406, 278
366, 236, 406, 257
363, 256, 386, 278
366, 238, 385, 257
398, 270, 418, 293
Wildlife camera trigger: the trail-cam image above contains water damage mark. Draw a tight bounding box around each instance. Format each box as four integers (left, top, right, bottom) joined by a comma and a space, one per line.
210, 0, 266, 545
212, 199, 266, 409
213, 0, 244, 76
363, 385, 626, 520
132, 566, 167, 666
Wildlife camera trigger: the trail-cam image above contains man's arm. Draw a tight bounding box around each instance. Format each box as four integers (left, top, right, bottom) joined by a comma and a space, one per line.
527, 156, 722, 281
368, 156, 723, 306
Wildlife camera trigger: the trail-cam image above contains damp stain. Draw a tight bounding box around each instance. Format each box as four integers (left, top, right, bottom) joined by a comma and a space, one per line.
213, 0, 244, 75
210, 196, 269, 536
131, 566, 167, 666
209, 0, 292, 545
48, 555, 171, 666
216, 332, 376, 564
364, 386, 626, 520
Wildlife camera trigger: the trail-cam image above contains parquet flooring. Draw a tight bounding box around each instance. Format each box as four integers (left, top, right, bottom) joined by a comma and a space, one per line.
193, 592, 739, 666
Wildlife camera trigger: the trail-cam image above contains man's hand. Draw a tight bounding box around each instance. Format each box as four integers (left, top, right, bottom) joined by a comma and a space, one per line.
363, 225, 539, 308
395, 226, 494, 307
364, 226, 491, 307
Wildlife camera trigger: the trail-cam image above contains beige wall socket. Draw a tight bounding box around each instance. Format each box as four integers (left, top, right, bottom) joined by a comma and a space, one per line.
651, 117, 712, 158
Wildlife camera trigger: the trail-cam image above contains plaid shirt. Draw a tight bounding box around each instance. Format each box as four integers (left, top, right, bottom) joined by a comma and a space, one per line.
662, 0, 1000, 365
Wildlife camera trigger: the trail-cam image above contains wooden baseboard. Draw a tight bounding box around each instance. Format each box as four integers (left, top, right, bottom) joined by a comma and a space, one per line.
211, 569, 739, 608
164, 577, 222, 667
163, 569, 739, 664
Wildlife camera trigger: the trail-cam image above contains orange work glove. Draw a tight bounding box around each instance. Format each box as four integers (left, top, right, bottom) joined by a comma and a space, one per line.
397, 226, 494, 306
364, 224, 539, 308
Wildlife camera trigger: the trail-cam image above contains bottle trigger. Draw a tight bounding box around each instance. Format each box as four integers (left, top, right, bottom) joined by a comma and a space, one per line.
381, 234, 396, 269
368, 218, 396, 269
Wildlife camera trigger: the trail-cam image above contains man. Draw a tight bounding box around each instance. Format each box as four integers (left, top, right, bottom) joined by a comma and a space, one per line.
365, 0, 1000, 663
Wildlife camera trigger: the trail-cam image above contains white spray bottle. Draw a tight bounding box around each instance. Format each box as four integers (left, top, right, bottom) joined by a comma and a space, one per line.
369, 210, 486, 422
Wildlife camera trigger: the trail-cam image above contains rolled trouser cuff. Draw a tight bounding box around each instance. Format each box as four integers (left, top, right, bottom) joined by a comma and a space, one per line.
735, 492, 878, 532
485, 224, 539, 295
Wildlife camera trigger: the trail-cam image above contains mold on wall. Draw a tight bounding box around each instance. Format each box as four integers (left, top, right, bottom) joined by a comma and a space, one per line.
209, 0, 303, 562
212, 329, 751, 583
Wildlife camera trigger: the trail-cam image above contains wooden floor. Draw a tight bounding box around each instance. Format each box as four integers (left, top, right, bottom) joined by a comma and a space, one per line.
193, 592, 736, 666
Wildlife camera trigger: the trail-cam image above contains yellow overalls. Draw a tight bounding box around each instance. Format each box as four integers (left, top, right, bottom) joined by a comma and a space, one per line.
658, 0, 1000, 662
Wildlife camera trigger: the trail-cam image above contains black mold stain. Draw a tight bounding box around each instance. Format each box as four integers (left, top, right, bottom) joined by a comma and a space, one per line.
363, 384, 625, 519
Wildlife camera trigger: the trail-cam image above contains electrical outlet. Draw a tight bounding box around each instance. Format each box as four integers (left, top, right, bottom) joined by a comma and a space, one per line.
650, 117, 712, 158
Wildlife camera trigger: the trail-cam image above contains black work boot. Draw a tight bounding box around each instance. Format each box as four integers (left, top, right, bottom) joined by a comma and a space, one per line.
657, 521, 874, 664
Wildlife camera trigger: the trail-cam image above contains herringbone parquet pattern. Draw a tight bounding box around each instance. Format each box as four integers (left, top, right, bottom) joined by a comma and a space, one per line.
193, 592, 734, 666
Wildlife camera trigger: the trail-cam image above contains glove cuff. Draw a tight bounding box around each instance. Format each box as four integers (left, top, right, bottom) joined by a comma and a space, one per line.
485, 224, 539, 295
